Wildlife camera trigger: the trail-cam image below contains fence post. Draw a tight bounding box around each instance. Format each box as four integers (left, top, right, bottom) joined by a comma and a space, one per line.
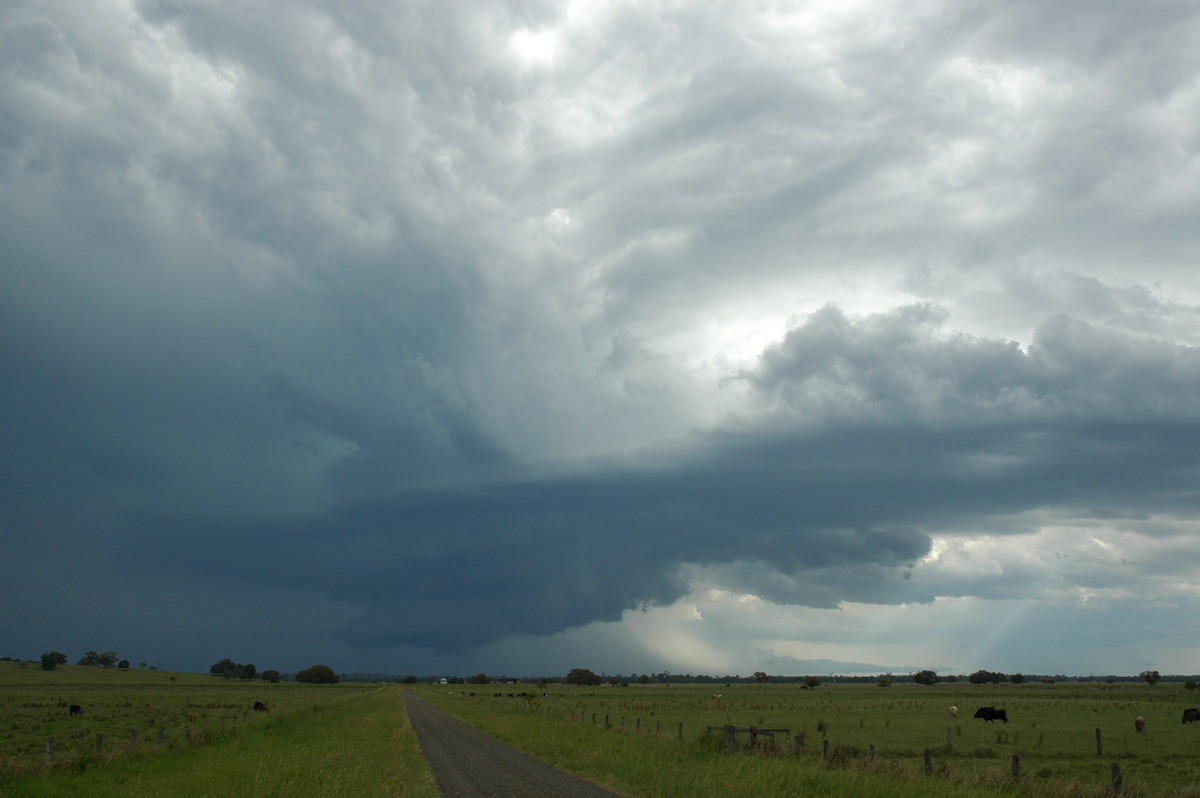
657, 720, 661, 734
44, 737, 55, 763
869, 743, 875, 762
130, 730, 138, 751
924, 748, 933, 775
724, 725, 734, 753
678, 722, 683, 740
158, 727, 165, 745
1095, 728, 1103, 756
1111, 762, 1122, 794
822, 738, 829, 758
96, 732, 104, 753
636, 717, 641, 733
946, 727, 952, 746
1012, 754, 1021, 778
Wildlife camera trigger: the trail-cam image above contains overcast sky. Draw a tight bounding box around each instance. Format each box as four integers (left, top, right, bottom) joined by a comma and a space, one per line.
3, 0, 1199, 679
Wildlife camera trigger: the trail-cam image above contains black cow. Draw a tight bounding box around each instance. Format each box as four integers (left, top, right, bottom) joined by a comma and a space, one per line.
253, 701, 268, 712
974, 706, 1008, 723
1183, 708, 1200, 724
69, 704, 82, 717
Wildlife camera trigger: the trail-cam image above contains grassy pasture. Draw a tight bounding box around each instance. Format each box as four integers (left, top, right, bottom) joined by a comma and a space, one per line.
0, 662, 437, 796
421, 681, 1200, 798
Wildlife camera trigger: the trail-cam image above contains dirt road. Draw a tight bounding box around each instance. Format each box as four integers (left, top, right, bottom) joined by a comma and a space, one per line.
404, 692, 625, 797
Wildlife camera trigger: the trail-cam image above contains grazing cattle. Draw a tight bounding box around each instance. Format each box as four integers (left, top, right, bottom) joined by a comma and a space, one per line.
949, 706, 958, 718
253, 701, 268, 712
1135, 716, 1146, 733
1183, 708, 1200, 724
69, 704, 82, 717
973, 706, 1008, 724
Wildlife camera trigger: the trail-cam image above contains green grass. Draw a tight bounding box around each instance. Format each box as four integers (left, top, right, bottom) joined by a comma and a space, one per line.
419, 682, 1200, 798
0, 664, 437, 797
8, 664, 1199, 798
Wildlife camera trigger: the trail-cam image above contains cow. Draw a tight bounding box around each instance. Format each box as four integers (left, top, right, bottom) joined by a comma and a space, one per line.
1183, 708, 1200, 724
1135, 716, 1146, 733
253, 701, 268, 712
69, 704, 82, 717
949, 706, 958, 718
974, 706, 1008, 723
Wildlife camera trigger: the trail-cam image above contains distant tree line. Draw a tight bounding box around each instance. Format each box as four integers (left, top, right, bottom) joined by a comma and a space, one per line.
10, 653, 1197, 689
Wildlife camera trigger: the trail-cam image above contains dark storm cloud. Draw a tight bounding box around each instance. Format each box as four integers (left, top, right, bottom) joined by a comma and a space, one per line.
113, 301, 1199, 652
3, 0, 1200, 673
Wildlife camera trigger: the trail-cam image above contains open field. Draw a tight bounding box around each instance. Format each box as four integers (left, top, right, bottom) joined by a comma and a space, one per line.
6, 663, 1199, 797
417, 681, 1200, 798
0, 662, 437, 797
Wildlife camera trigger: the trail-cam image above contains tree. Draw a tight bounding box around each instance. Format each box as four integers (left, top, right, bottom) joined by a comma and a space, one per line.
77, 651, 99, 666
753, 671, 769, 685
566, 668, 601, 686
1010, 673, 1025, 684
913, 670, 938, 685
296, 664, 339, 684
968, 669, 1007, 684
804, 676, 821, 689
467, 673, 491, 684
210, 658, 241, 678
261, 670, 281, 684
40, 651, 67, 671
210, 658, 258, 680
878, 677, 893, 688
1141, 670, 1161, 687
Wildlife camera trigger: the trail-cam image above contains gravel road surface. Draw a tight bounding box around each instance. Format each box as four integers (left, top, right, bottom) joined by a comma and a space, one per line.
405, 692, 625, 797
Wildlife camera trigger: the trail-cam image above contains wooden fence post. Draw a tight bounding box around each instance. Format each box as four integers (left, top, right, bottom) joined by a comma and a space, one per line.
822, 738, 829, 758
1111, 762, 1122, 794
158, 727, 165, 745
678, 722, 683, 740
924, 748, 933, 775
946, 727, 952, 746
1012, 754, 1021, 778
96, 732, 104, 753
869, 743, 875, 762
1095, 728, 1103, 756
44, 737, 55, 763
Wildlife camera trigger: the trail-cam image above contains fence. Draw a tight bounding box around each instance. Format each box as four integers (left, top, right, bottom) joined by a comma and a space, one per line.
545, 705, 1133, 794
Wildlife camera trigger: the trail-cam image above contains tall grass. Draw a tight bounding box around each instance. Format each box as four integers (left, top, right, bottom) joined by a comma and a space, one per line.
2, 686, 437, 798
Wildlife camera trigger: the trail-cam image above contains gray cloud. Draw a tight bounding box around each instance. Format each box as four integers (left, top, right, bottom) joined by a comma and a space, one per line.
3, 0, 1199, 675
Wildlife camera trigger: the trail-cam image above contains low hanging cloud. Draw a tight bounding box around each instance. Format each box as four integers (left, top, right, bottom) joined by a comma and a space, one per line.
104, 300, 1199, 654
